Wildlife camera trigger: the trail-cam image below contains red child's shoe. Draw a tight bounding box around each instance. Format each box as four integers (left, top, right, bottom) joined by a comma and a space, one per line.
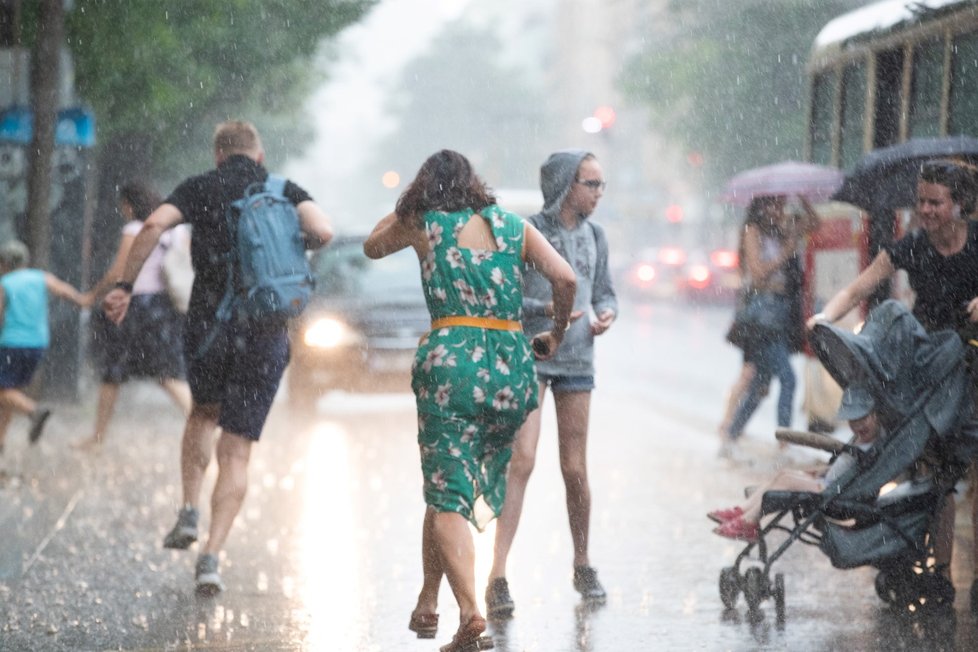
712, 517, 759, 543
707, 506, 743, 524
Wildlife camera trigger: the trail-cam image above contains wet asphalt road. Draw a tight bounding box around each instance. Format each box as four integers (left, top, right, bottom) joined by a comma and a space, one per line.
1, 298, 978, 651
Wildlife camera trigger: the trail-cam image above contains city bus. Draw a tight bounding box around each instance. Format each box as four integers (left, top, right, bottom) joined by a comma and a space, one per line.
806, 0, 978, 169
799, 0, 978, 430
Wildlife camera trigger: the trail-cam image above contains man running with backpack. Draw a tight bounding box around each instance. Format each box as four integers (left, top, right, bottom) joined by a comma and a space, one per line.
103, 120, 334, 595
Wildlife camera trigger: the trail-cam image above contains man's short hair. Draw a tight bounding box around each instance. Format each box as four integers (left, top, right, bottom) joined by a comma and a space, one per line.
0, 239, 30, 269
213, 120, 263, 158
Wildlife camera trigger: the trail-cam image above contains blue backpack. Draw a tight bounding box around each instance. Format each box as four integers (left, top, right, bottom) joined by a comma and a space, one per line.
217, 175, 313, 322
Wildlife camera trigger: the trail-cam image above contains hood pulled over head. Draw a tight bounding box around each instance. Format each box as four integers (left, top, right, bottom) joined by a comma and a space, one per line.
540, 149, 592, 220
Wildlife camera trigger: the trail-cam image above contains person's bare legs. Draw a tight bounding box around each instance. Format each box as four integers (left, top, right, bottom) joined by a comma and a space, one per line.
74, 383, 120, 449
181, 403, 221, 508
432, 510, 483, 632
489, 382, 547, 581
413, 506, 443, 616
200, 430, 252, 556
736, 469, 824, 523
719, 363, 755, 437
554, 390, 592, 568
160, 378, 192, 416
0, 387, 37, 417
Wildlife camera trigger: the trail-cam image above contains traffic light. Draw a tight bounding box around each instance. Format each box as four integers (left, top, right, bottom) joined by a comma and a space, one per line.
581, 105, 616, 134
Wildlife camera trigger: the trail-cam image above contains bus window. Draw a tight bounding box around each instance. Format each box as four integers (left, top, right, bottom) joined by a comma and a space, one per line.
908, 38, 945, 137
810, 71, 836, 166
839, 62, 867, 169
949, 32, 978, 136
873, 49, 904, 149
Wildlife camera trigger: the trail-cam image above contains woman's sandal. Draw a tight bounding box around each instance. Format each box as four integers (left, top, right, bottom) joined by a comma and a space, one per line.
408, 612, 439, 639
439, 614, 493, 652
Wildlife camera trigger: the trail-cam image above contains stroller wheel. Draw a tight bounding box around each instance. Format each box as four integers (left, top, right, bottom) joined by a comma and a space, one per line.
719, 567, 740, 609
773, 573, 786, 622
875, 570, 896, 604
743, 567, 767, 612
875, 567, 914, 606
920, 573, 955, 611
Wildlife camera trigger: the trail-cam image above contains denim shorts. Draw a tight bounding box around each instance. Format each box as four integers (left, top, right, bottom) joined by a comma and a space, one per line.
186, 320, 289, 441
539, 373, 595, 393
0, 347, 44, 388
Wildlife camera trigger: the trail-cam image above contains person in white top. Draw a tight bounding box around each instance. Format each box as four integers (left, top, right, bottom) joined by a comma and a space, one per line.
74, 181, 192, 450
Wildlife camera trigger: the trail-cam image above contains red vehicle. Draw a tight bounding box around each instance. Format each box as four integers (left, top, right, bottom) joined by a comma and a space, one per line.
682, 248, 740, 303
619, 246, 687, 300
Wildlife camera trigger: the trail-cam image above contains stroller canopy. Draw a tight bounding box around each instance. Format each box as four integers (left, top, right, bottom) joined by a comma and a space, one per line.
810, 300, 973, 500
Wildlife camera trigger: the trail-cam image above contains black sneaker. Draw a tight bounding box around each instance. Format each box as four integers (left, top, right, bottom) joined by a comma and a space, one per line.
573, 565, 607, 602
28, 408, 51, 444
485, 577, 515, 619
163, 506, 199, 549
195, 553, 225, 597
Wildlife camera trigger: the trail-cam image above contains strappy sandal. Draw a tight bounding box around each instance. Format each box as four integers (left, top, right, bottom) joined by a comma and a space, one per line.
439, 614, 493, 652
408, 612, 439, 639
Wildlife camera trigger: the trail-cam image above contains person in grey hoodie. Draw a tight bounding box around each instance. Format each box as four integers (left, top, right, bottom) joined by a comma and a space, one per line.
486, 149, 618, 617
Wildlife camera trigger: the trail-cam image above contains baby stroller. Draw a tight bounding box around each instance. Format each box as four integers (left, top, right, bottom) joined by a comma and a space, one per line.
717, 300, 978, 619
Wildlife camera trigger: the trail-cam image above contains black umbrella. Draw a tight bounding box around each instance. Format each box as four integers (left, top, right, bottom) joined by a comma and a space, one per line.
832, 136, 978, 212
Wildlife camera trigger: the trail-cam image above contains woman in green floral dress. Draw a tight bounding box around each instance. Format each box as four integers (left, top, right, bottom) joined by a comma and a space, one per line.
365, 150, 576, 652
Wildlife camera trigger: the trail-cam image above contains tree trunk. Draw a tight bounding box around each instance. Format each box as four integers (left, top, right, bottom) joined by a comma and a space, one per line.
26, 0, 63, 268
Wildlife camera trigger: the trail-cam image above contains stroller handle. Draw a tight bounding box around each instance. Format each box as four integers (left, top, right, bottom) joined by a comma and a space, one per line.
775, 428, 848, 454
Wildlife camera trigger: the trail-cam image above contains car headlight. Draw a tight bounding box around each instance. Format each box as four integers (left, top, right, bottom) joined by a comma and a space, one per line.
303, 317, 361, 349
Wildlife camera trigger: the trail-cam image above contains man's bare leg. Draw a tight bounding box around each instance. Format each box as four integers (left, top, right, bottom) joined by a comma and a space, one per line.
200, 430, 252, 556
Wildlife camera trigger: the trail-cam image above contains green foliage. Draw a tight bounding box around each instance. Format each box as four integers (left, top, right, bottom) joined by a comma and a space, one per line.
62, 0, 374, 178
622, 0, 863, 191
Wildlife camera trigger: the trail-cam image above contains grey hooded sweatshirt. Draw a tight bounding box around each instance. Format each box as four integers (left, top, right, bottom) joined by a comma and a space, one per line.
522, 149, 618, 377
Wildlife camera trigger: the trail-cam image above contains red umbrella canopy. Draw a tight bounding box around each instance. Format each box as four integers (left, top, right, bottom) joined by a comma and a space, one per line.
720, 160, 844, 206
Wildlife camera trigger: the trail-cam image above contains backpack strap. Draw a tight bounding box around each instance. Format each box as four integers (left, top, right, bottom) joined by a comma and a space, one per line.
264, 174, 287, 198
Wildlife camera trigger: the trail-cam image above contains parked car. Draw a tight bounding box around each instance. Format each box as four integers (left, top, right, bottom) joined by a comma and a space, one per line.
681, 248, 741, 303
618, 246, 687, 301
288, 235, 429, 405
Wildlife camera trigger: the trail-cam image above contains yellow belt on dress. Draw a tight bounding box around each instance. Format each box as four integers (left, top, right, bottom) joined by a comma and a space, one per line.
430, 316, 522, 331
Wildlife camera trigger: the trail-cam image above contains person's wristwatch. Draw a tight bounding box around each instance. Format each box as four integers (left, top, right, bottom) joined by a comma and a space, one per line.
113, 280, 134, 293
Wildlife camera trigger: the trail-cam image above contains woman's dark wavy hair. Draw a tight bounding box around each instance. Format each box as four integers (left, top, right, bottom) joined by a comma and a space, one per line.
118, 180, 162, 222
395, 150, 496, 225
919, 159, 978, 215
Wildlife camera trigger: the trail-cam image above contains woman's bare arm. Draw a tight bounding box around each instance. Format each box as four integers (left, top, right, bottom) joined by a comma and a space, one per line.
523, 223, 576, 358
364, 212, 425, 259
807, 250, 895, 328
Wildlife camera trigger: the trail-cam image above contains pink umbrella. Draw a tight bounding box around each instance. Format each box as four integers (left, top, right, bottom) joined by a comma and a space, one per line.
719, 160, 844, 206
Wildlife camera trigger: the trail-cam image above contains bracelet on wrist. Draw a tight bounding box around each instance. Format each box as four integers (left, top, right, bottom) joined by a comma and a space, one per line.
114, 280, 134, 293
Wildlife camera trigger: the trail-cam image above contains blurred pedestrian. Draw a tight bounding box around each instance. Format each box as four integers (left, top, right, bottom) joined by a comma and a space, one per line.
74, 180, 191, 451
364, 149, 575, 652
102, 120, 334, 595
0, 240, 88, 453
808, 159, 978, 610
718, 195, 818, 458
486, 149, 617, 618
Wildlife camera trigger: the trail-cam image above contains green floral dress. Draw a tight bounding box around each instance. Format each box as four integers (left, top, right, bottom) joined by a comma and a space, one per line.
413, 205, 539, 530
